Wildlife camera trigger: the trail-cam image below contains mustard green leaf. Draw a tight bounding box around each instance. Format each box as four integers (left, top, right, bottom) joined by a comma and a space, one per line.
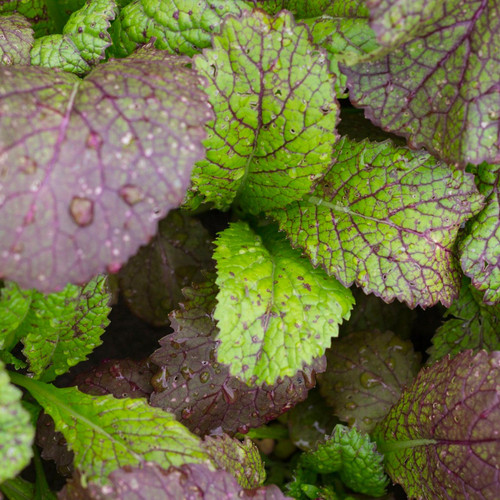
190, 10, 339, 213
0, 13, 33, 65
247, 0, 369, 18
213, 222, 354, 385
0, 0, 55, 36
270, 137, 484, 307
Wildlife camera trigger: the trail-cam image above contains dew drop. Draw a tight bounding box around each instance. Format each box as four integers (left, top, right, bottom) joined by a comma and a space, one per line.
200, 372, 210, 383
19, 156, 38, 174
345, 402, 357, 410
69, 196, 94, 227
119, 184, 145, 206
360, 372, 380, 389
181, 407, 193, 419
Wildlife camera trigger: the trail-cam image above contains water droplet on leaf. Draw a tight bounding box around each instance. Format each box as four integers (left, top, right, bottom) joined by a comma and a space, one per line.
69, 196, 94, 227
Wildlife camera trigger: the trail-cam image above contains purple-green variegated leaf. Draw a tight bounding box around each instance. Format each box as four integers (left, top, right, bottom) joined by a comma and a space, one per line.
270, 137, 484, 307
375, 350, 500, 500
459, 163, 500, 304
0, 0, 54, 36
0, 13, 33, 65
0, 48, 212, 292
343, 0, 500, 166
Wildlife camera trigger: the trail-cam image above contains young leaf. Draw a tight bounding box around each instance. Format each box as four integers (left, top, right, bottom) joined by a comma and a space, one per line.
10, 373, 212, 486
30, 0, 118, 74
190, 9, 339, 213
214, 222, 354, 385
118, 210, 214, 326
459, 162, 500, 304
428, 280, 500, 364
203, 434, 266, 488
375, 350, 500, 500
19, 275, 111, 382
0, 48, 212, 292
111, 0, 249, 57
343, 0, 500, 166
270, 137, 484, 307
60, 463, 288, 499
0, 361, 34, 484
150, 279, 324, 435
0, 13, 34, 65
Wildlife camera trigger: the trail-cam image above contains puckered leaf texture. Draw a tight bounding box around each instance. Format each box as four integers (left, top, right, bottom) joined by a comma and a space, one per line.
375, 350, 500, 500
0, 13, 33, 65
459, 162, 500, 304
190, 9, 339, 213
0, 361, 34, 484
343, 0, 500, 166
247, 0, 369, 18
428, 280, 500, 363
111, 0, 249, 57
11, 374, 211, 486
271, 137, 484, 307
0, 0, 55, 36
118, 210, 214, 326
30, 0, 118, 74
214, 222, 353, 385
319, 330, 421, 432
60, 463, 288, 500
0, 48, 212, 292
149, 279, 324, 435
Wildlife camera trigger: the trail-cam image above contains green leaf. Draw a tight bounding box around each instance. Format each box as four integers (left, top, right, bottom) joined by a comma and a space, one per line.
202, 435, 266, 488
375, 350, 500, 499
246, 0, 369, 18
427, 280, 500, 363
0, 476, 35, 500
270, 137, 484, 307
10, 373, 212, 486
31, 0, 118, 74
0, 13, 34, 65
0, 1, 55, 37
0, 281, 31, 352
111, 0, 249, 57
9, 275, 111, 382
213, 222, 354, 385
0, 362, 34, 484
319, 330, 421, 432
190, 9, 339, 213
459, 162, 500, 304
343, 0, 500, 166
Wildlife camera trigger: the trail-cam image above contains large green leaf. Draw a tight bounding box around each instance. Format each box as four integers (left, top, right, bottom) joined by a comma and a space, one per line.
375, 350, 500, 499
10, 373, 212, 486
0, 362, 34, 484
459, 162, 500, 304
343, 0, 500, 166
0, 13, 33, 65
190, 9, 339, 213
213, 222, 354, 385
0, 0, 54, 36
271, 137, 484, 307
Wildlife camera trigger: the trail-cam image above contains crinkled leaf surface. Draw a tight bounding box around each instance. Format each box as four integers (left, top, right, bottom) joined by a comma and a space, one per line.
190, 10, 339, 213
319, 330, 421, 433
10, 373, 211, 486
150, 279, 323, 435
31, 0, 117, 74
0, 362, 34, 484
0, 13, 33, 65
0, 48, 212, 292
247, 0, 369, 18
271, 137, 484, 307
459, 162, 500, 304
111, 0, 248, 57
0, 280, 31, 352
0, 0, 54, 36
375, 350, 500, 500
428, 280, 500, 363
20, 275, 111, 382
118, 210, 214, 326
343, 0, 500, 166
299, 425, 389, 497
203, 435, 265, 489
60, 463, 288, 500
214, 222, 353, 385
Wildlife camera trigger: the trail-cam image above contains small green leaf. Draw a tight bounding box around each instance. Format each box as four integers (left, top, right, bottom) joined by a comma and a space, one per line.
0, 13, 34, 65
0, 281, 32, 352
459, 162, 500, 304
214, 222, 354, 385
190, 9, 339, 213
0, 362, 34, 484
428, 279, 500, 363
270, 137, 484, 307
10, 373, 212, 486
31, 0, 118, 74
0, 476, 35, 500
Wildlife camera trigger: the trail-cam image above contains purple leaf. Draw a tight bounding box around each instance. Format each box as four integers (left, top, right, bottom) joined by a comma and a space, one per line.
0, 13, 34, 65
0, 47, 212, 292
149, 279, 324, 436
375, 350, 500, 499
